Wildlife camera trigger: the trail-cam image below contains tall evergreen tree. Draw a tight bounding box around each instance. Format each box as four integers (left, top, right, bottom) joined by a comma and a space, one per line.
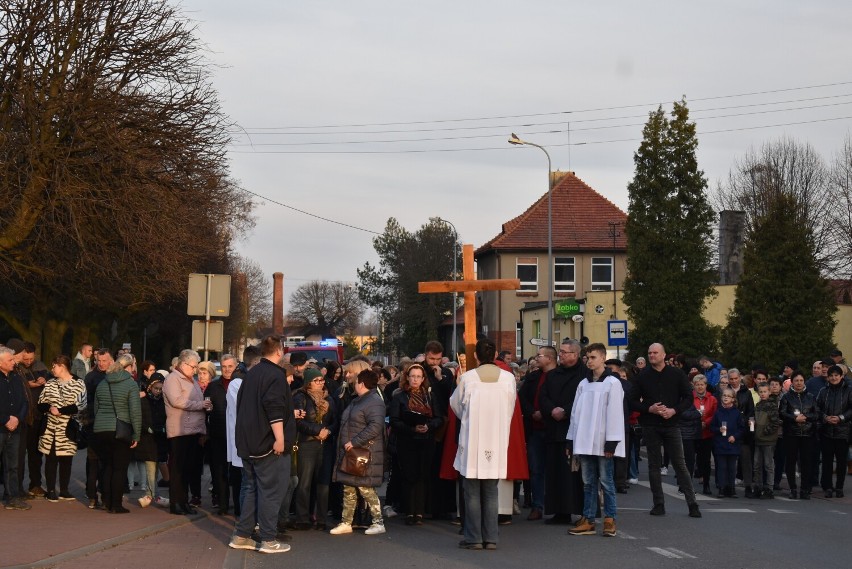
623, 100, 718, 359
721, 193, 836, 372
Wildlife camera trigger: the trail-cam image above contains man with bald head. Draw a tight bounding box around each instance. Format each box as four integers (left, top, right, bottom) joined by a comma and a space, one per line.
628, 343, 701, 518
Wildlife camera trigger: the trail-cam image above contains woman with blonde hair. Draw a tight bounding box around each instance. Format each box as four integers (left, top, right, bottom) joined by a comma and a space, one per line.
93, 353, 141, 513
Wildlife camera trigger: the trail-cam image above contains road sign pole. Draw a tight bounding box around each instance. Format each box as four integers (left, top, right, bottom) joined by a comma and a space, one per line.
204, 274, 212, 361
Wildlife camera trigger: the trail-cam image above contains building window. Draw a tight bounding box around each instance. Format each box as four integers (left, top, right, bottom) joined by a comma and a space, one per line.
533, 319, 541, 338
517, 257, 538, 291
515, 322, 522, 359
554, 256, 575, 292
591, 257, 613, 291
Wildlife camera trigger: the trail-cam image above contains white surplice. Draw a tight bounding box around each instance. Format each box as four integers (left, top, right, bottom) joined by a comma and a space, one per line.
450, 363, 516, 479
225, 377, 243, 468
566, 374, 625, 458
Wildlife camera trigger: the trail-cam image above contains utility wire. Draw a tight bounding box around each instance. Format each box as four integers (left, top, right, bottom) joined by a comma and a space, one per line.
231, 92, 852, 136
228, 99, 852, 147
238, 187, 381, 235
230, 114, 852, 155
236, 80, 852, 130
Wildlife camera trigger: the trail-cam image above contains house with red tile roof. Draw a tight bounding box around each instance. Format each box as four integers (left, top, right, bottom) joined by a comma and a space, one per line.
475, 171, 628, 360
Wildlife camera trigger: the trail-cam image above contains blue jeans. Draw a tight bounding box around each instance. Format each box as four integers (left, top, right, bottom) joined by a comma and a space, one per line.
235, 452, 287, 542
628, 432, 640, 480
526, 430, 546, 510
462, 477, 498, 545
579, 455, 616, 520
0, 430, 22, 500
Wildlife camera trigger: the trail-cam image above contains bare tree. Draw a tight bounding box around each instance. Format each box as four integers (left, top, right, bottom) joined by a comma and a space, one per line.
287, 280, 363, 338
713, 137, 839, 274
0, 1, 252, 354
830, 134, 852, 280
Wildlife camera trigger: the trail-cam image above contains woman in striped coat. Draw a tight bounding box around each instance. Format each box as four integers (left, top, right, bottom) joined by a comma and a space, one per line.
38, 355, 87, 502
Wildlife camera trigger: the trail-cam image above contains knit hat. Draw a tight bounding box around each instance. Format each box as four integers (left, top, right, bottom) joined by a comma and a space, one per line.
303, 367, 323, 383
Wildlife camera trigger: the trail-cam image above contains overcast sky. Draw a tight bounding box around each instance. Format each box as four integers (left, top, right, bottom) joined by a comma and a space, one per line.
180, 0, 852, 315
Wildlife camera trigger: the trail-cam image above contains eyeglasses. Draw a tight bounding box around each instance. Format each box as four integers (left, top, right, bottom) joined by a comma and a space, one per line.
183, 363, 198, 371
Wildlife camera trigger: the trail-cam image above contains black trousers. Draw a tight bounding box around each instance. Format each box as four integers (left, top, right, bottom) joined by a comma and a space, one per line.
169, 434, 202, 506
95, 431, 131, 510
44, 446, 73, 495
695, 438, 713, 481
208, 437, 229, 513
820, 437, 849, 491
785, 436, 813, 492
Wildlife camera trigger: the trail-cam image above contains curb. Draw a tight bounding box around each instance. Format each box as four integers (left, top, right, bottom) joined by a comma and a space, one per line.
3, 510, 208, 569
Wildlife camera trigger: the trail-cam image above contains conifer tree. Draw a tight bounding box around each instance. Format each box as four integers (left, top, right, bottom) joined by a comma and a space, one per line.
721, 193, 836, 372
623, 100, 718, 358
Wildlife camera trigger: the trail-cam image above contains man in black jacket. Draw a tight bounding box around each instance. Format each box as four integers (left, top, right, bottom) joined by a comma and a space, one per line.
538, 338, 586, 524
206, 354, 238, 515
728, 368, 756, 497
628, 343, 701, 519
1, 347, 30, 510
231, 335, 292, 554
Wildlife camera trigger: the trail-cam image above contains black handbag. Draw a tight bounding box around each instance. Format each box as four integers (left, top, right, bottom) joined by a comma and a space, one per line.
65, 417, 88, 449
106, 382, 134, 443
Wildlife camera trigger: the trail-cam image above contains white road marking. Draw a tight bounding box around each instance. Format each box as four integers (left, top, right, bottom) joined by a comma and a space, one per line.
829, 510, 848, 515
648, 547, 682, 559
616, 531, 644, 540
637, 480, 719, 501
767, 509, 795, 514
647, 547, 697, 559
703, 508, 756, 513
666, 548, 697, 559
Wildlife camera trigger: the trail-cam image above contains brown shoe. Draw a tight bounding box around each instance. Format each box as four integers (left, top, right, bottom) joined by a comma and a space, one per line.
527, 508, 542, 521
602, 517, 616, 537
568, 517, 595, 535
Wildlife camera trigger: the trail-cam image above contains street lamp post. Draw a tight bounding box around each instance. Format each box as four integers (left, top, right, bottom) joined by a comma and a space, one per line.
508, 133, 554, 346
437, 217, 460, 359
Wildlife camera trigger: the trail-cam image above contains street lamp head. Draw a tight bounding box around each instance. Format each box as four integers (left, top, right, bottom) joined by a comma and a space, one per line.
508, 133, 524, 145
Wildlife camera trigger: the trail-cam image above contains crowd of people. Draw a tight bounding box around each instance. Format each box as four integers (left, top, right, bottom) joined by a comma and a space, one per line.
1, 334, 850, 553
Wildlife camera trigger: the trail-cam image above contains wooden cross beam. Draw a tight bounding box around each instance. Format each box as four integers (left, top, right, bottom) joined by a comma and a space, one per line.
418, 244, 520, 369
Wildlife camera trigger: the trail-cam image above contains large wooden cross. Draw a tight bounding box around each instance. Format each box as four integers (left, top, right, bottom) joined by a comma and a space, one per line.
418, 244, 520, 369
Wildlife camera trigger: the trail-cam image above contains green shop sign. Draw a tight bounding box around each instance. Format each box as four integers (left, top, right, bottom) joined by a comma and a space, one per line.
554, 299, 581, 318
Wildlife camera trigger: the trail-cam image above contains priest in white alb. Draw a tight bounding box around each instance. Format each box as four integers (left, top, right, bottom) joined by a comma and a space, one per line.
450, 338, 516, 551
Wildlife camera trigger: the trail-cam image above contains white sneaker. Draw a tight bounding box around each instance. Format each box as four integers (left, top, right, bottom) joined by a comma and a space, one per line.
364, 522, 386, 535
138, 495, 152, 508
382, 505, 397, 518
258, 540, 290, 553
329, 523, 353, 535
512, 499, 521, 515
628, 478, 639, 485
228, 535, 257, 550
660, 467, 668, 476
152, 496, 170, 507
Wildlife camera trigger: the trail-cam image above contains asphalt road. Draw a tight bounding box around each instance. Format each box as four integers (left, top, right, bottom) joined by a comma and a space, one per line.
227, 476, 849, 569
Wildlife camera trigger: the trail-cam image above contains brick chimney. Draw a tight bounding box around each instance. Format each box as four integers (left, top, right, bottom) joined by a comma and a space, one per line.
272, 272, 284, 334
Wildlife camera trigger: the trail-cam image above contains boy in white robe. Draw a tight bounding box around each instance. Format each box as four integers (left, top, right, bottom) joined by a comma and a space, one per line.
566, 343, 625, 537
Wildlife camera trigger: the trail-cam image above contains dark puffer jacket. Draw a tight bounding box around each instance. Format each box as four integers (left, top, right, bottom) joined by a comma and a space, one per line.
334, 389, 385, 488
816, 381, 852, 440
779, 389, 818, 438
